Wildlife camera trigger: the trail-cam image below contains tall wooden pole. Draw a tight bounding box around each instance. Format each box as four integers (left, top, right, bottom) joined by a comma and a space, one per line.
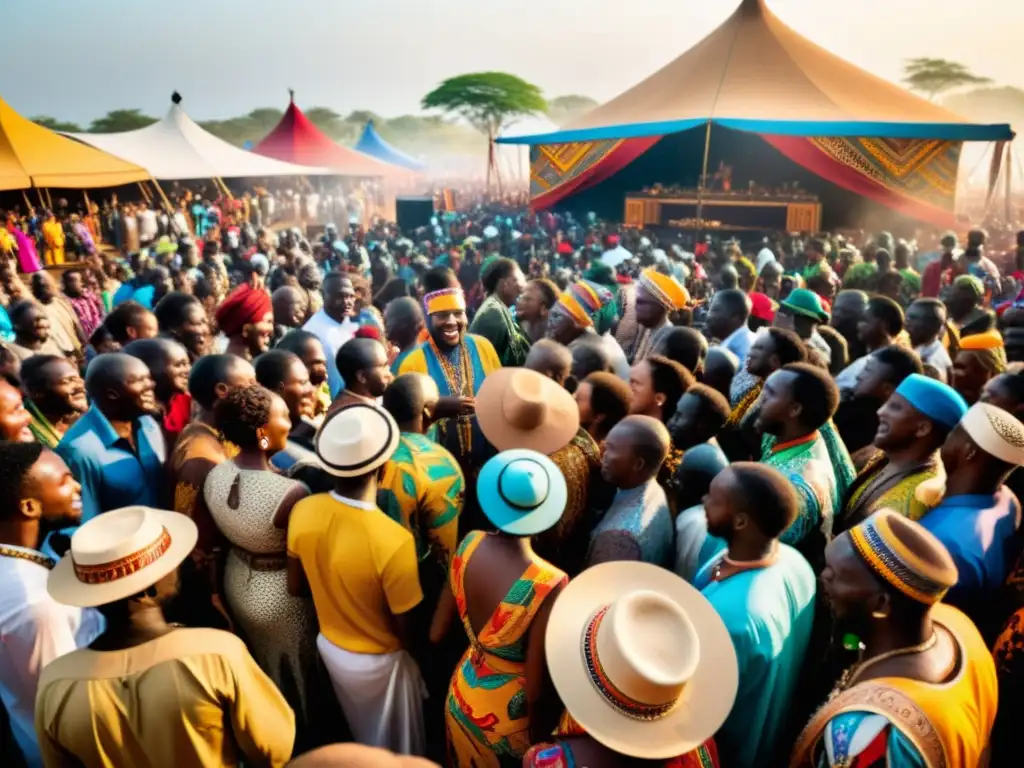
1006, 141, 1014, 223
695, 120, 714, 240
22, 190, 32, 210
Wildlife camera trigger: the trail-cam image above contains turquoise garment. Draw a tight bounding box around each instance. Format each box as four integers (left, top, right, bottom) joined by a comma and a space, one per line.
814, 711, 925, 767
761, 432, 842, 546
695, 544, 816, 768
0, 305, 13, 342
391, 346, 414, 375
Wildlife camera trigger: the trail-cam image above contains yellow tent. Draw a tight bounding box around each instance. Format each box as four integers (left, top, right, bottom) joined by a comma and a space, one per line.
0, 96, 149, 191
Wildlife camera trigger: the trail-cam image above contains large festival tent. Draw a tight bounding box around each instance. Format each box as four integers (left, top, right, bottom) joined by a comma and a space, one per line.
66, 94, 335, 180
0, 96, 149, 191
254, 94, 406, 177
354, 120, 426, 172
498, 0, 1015, 227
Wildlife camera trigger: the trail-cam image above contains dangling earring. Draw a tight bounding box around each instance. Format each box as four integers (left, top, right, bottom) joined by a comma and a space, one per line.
259, 437, 269, 450
871, 608, 890, 620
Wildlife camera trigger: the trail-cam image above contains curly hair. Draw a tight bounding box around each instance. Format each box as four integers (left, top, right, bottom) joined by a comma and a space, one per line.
214, 384, 274, 450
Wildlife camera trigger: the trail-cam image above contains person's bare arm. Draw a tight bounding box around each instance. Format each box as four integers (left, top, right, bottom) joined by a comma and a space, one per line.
286, 556, 310, 598
526, 582, 566, 743
429, 583, 456, 645
272, 483, 309, 529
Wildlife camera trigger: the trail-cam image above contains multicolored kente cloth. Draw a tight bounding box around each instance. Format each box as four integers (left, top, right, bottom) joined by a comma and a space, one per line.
838, 451, 942, 532
446, 530, 567, 767
792, 604, 997, 768
377, 432, 464, 569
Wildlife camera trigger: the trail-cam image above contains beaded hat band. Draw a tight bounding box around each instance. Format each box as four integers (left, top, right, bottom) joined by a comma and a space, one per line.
849, 509, 958, 605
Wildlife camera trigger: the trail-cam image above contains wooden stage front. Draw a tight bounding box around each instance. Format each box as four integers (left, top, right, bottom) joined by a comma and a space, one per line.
625, 192, 821, 233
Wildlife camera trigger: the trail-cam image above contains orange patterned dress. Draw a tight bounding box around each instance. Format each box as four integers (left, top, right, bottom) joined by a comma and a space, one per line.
445, 530, 567, 767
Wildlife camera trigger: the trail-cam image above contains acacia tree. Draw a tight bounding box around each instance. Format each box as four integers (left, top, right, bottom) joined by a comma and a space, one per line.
422, 72, 547, 192
32, 116, 83, 132
902, 58, 992, 101
88, 109, 158, 133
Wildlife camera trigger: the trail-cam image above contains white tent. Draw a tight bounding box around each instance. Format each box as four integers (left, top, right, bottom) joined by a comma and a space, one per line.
66, 97, 334, 180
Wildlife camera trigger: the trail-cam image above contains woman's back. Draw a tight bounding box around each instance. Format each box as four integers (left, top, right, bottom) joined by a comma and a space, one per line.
205, 462, 300, 554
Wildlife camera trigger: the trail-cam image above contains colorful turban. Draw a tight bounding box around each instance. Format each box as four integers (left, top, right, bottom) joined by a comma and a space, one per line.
215, 284, 272, 337
895, 374, 967, 429
961, 402, 1024, 466
558, 280, 613, 328
423, 287, 466, 316
638, 268, 689, 311
748, 292, 777, 323
849, 509, 958, 605
960, 329, 1007, 375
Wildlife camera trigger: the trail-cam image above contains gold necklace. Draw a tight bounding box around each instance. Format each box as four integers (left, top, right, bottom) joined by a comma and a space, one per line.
832, 631, 938, 697
0, 544, 56, 570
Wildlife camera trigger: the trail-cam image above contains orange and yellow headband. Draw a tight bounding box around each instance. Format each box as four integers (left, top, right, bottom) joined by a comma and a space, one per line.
423, 288, 466, 315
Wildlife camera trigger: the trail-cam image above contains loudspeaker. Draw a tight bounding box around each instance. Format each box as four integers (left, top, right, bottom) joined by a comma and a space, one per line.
396, 196, 435, 234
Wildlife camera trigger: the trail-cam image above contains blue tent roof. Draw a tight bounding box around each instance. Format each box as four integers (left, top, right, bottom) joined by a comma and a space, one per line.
354, 121, 426, 172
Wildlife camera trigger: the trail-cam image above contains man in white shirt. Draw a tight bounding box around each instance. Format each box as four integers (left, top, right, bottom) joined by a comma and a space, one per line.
706, 288, 756, 364
303, 272, 359, 396
137, 205, 158, 245
0, 443, 103, 767
906, 298, 954, 382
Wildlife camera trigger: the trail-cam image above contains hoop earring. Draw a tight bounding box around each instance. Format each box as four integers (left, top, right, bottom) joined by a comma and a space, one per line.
259, 437, 269, 450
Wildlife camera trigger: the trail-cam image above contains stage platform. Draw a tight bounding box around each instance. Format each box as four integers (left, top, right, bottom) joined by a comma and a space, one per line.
625, 191, 821, 233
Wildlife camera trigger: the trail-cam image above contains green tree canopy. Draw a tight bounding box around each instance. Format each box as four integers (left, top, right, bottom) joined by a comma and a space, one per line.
305, 107, 346, 140
421, 72, 547, 140
902, 58, 992, 100
547, 95, 598, 126
32, 116, 83, 132
88, 109, 158, 133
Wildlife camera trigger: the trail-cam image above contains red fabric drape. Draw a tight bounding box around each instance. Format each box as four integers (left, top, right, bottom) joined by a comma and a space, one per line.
530, 137, 661, 210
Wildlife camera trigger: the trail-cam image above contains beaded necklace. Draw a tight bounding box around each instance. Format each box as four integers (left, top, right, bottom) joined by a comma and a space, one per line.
0, 544, 56, 570
429, 334, 474, 453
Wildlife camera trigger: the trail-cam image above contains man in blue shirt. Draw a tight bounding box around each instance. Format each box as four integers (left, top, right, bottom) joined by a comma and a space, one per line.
57, 353, 167, 524
705, 288, 756, 364
922, 401, 1024, 637
694, 462, 816, 768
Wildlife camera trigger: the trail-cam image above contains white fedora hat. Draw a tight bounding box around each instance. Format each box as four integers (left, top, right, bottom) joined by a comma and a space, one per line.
315, 403, 400, 478
48, 506, 198, 608
545, 561, 737, 760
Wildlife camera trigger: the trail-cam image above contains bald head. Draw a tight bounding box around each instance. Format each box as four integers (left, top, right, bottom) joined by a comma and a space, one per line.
702, 347, 739, 400
336, 336, 391, 397
122, 337, 183, 371
85, 352, 155, 420
384, 296, 425, 349
272, 285, 307, 328
382, 373, 440, 428
525, 339, 572, 386
607, 414, 670, 479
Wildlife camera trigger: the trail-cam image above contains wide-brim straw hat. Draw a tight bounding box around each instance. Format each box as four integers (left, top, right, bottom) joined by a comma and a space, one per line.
476, 367, 579, 455
477, 449, 568, 536
48, 506, 198, 608
546, 561, 738, 760
315, 403, 400, 478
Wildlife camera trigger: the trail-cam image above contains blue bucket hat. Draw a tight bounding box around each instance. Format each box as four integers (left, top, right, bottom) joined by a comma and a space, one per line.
477, 449, 568, 536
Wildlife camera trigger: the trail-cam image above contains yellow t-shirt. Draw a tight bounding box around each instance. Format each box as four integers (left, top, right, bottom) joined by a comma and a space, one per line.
287, 492, 423, 654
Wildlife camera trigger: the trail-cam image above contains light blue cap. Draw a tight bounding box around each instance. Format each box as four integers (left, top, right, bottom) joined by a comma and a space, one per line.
477, 449, 567, 536
895, 373, 968, 428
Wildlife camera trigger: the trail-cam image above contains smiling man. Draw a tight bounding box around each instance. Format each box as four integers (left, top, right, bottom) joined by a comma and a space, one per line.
21, 354, 88, 449
56, 353, 167, 523
837, 374, 966, 533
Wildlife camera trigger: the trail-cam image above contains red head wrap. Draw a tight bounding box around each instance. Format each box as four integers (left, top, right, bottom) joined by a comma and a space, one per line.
215, 284, 272, 337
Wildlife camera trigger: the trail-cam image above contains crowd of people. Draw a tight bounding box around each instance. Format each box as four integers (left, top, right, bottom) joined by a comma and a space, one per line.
1, 193, 1024, 768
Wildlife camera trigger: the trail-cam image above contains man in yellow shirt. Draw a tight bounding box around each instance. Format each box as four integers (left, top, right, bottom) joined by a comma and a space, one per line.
288, 403, 426, 755
41, 211, 66, 266
37, 505, 295, 768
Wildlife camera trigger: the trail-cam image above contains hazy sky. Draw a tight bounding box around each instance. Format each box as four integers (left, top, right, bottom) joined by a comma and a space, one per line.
3, 0, 1020, 124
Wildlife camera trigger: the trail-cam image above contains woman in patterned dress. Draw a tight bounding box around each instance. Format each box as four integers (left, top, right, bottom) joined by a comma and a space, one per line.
203, 385, 319, 742
445, 450, 569, 767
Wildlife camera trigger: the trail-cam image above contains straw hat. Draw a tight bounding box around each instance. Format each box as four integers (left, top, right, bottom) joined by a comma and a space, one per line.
315, 403, 400, 478
48, 506, 198, 608
546, 562, 738, 760
477, 449, 568, 535
476, 368, 579, 455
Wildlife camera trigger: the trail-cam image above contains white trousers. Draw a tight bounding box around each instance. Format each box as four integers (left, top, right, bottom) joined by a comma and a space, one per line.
316, 634, 427, 756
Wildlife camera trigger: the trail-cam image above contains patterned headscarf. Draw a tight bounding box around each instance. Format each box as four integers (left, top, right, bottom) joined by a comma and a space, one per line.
638, 269, 689, 311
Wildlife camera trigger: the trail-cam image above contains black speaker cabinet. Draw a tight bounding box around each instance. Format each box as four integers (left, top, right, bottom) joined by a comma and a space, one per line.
396, 196, 435, 234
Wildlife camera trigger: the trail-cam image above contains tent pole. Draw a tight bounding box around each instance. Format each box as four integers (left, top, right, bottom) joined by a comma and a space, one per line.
695, 120, 713, 239
44, 189, 54, 209
22, 190, 32, 210
217, 177, 234, 200
36, 188, 47, 209
152, 179, 174, 213
137, 182, 152, 204
1007, 141, 1014, 223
